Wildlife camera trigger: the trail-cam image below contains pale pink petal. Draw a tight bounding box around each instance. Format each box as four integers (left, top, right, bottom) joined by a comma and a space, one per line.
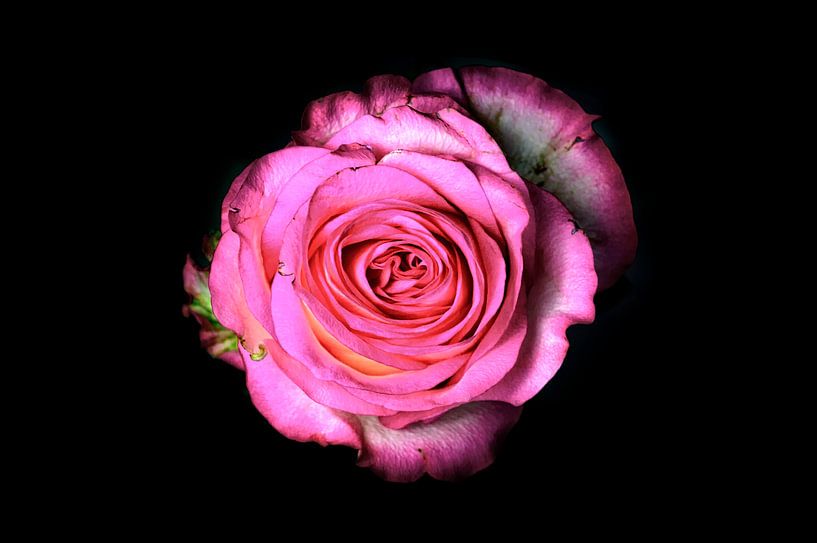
357, 402, 521, 482
323, 105, 475, 160
478, 184, 597, 404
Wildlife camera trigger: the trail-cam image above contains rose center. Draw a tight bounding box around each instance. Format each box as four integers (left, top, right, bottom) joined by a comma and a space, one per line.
365, 245, 432, 298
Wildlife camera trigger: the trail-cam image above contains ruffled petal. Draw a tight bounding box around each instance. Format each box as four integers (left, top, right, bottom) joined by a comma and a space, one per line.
414, 66, 636, 289
412, 67, 466, 103
477, 184, 597, 404
357, 401, 521, 482
294, 75, 411, 146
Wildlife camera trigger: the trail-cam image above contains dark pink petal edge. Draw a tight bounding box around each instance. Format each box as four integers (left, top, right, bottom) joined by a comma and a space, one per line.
414, 66, 636, 290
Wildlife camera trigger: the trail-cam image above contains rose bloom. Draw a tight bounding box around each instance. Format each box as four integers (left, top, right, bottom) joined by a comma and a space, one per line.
183, 67, 636, 481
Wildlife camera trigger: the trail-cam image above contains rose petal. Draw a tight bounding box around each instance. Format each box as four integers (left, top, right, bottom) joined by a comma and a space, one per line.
378, 150, 502, 239
305, 163, 533, 411
219, 163, 251, 234
412, 67, 466, 103
224, 146, 375, 354
243, 345, 362, 447
271, 207, 474, 394
261, 335, 397, 416
307, 203, 497, 352
225, 147, 329, 234
209, 230, 269, 354
477, 184, 597, 404
414, 66, 636, 290
293, 75, 411, 146
357, 401, 521, 482
260, 144, 376, 278
377, 404, 455, 430
407, 94, 468, 116
342, 301, 527, 411
323, 105, 478, 160
212, 146, 330, 351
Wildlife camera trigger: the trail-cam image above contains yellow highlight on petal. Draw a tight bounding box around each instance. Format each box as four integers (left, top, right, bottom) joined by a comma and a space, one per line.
302, 304, 400, 376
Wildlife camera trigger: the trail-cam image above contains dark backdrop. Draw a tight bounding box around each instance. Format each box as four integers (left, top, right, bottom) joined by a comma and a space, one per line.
137, 45, 690, 505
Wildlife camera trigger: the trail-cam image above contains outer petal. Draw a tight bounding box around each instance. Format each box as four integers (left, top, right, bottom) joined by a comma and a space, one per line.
211, 146, 331, 346
323, 105, 475, 160
414, 66, 636, 290
293, 74, 468, 147
209, 230, 269, 353
477, 184, 597, 404
357, 401, 521, 482
294, 75, 411, 146
214, 146, 340, 352
412, 67, 466, 103
243, 345, 362, 448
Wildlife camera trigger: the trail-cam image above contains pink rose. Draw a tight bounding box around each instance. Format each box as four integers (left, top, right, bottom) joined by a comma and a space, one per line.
183, 67, 636, 481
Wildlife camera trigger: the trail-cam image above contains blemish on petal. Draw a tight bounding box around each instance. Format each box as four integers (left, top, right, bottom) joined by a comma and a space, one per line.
566, 136, 586, 151
278, 261, 294, 277
240, 338, 268, 361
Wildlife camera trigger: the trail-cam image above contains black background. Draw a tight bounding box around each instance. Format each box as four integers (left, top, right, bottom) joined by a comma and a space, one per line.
134, 41, 694, 506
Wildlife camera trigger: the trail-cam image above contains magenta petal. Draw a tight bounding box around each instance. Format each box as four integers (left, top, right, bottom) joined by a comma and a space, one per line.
294, 75, 411, 146
478, 184, 597, 405
323, 105, 475, 160
218, 146, 346, 351
415, 66, 637, 290
377, 405, 457, 430
294, 91, 366, 146
264, 336, 397, 416
209, 230, 268, 350
225, 147, 329, 234
364, 75, 411, 116
412, 67, 466, 104
407, 94, 468, 116
357, 401, 521, 482
461, 66, 635, 289
243, 346, 362, 448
